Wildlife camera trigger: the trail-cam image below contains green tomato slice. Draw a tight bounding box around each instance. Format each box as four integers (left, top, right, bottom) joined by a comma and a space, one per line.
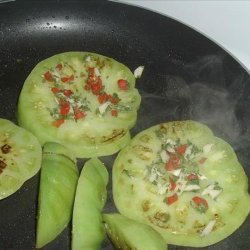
36, 142, 79, 248
112, 120, 250, 247
0, 118, 42, 200
17, 52, 141, 158
103, 213, 167, 250
72, 157, 108, 250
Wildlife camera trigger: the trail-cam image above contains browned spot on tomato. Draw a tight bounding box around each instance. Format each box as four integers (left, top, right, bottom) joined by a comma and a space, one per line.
142, 200, 151, 212
0, 160, 7, 169
101, 129, 126, 143
154, 212, 170, 223
1, 144, 11, 154
147, 215, 170, 229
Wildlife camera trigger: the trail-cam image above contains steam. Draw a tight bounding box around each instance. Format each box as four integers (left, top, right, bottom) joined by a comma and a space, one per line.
189, 82, 240, 141
136, 55, 249, 146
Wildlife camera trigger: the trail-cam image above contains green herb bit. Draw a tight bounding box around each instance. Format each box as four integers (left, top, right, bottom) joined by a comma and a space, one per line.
116, 105, 132, 112
191, 201, 208, 213
188, 179, 199, 185
155, 129, 164, 139
176, 138, 180, 146
214, 182, 222, 190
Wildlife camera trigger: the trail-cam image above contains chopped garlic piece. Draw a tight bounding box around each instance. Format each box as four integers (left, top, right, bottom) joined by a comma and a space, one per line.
85, 56, 91, 62
160, 150, 170, 163
149, 171, 157, 183
166, 138, 176, 146
175, 179, 188, 195
134, 66, 144, 78
202, 184, 222, 199
201, 220, 216, 237
98, 102, 110, 114
203, 144, 214, 154
184, 145, 193, 159
94, 67, 100, 76
183, 184, 200, 191
168, 168, 182, 177
198, 173, 207, 180
166, 145, 175, 153
157, 183, 168, 195
210, 151, 225, 161
149, 166, 159, 183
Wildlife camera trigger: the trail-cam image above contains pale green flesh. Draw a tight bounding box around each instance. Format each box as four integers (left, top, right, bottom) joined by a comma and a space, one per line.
0, 118, 42, 200
103, 213, 167, 250
113, 120, 250, 247
36, 142, 79, 249
72, 158, 108, 250
17, 52, 141, 158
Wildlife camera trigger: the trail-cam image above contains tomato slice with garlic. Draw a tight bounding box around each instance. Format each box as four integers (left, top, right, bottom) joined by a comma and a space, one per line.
17, 52, 142, 158
113, 120, 250, 247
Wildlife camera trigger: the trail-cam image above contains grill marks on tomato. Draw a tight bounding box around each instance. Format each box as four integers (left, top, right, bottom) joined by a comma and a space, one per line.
1, 144, 11, 154
0, 143, 11, 174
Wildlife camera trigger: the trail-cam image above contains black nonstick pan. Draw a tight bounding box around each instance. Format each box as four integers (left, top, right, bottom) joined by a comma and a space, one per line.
0, 1, 249, 249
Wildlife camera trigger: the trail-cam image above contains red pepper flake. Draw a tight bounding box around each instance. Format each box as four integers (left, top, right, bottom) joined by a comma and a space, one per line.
61, 75, 74, 83
111, 109, 118, 117
192, 196, 208, 213
44, 71, 52, 81
91, 81, 102, 95
167, 193, 178, 205
52, 118, 65, 128
165, 155, 180, 171
74, 109, 85, 120
169, 177, 176, 191
56, 63, 62, 71
51, 87, 60, 94
88, 67, 95, 77
60, 102, 70, 115
108, 94, 120, 104
176, 144, 188, 155
98, 92, 108, 104
117, 79, 129, 90
63, 89, 73, 97
187, 173, 198, 181
199, 157, 207, 165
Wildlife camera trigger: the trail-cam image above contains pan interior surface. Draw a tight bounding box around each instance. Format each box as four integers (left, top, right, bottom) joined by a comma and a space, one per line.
0, 1, 249, 249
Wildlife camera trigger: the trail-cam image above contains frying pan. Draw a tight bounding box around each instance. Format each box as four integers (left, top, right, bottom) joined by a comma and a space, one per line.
0, 0, 249, 249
